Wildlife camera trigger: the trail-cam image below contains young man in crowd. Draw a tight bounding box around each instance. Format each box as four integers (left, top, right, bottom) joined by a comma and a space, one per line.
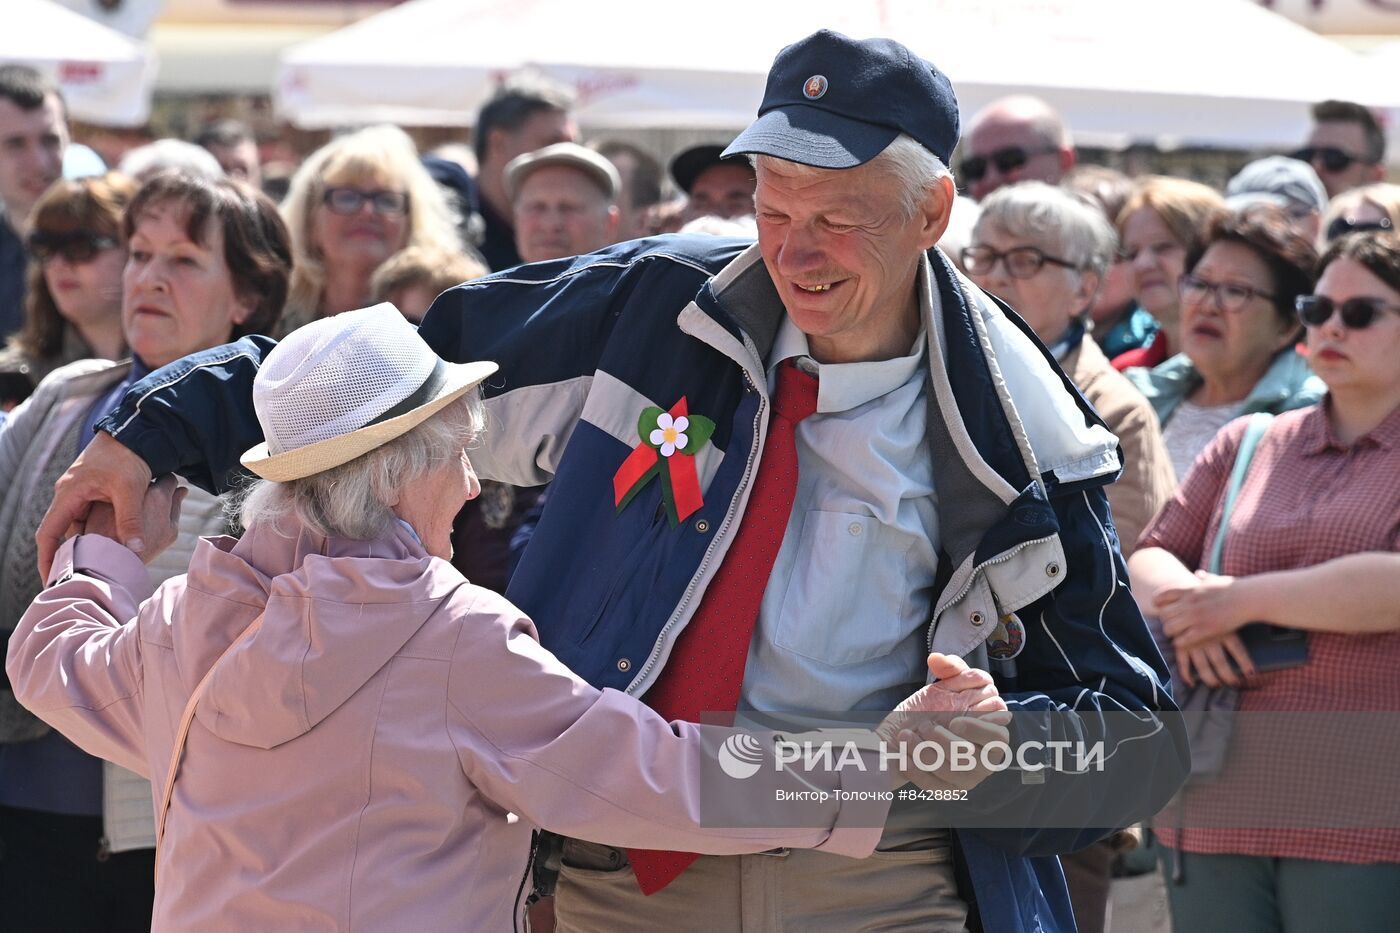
473, 78, 577, 271
1293, 99, 1386, 200
0, 65, 68, 341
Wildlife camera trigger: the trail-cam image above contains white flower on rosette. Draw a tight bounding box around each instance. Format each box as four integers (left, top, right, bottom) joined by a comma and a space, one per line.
648, 413, 690, 457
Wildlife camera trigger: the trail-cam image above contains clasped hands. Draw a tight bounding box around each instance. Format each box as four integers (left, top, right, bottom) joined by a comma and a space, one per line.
42, 428, 186, 565
877, 653, 1012, 793
1152, 569, 1256, 689
36, 432, 180, 573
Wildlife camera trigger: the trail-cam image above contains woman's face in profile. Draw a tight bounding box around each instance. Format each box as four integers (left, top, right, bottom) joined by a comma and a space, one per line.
393, 448, 479, 560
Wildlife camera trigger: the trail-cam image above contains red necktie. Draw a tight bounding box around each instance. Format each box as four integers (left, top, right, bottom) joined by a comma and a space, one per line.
628, 360, 819, 895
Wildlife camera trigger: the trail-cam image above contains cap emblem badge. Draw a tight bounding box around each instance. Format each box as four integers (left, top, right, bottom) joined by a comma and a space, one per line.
802, 75, 828, 100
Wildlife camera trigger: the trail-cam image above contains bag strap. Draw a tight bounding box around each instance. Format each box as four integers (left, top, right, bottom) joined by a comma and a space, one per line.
156, 614, 264, 853
1207, 412, 1274, 574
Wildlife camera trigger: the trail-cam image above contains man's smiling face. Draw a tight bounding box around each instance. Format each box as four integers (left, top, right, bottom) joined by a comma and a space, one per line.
754, 156, 946, 364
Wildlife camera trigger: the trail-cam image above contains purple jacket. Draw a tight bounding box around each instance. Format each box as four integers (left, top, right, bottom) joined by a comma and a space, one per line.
6, 519, 889, 931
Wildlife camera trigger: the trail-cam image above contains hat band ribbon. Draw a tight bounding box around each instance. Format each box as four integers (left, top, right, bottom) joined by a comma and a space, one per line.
364, 357, 449, 428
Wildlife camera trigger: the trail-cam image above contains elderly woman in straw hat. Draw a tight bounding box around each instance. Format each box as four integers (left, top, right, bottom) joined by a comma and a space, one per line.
5, 304, 1004, 931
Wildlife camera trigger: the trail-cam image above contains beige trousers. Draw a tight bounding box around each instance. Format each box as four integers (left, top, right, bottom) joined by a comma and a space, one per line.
553, 840, 968, 932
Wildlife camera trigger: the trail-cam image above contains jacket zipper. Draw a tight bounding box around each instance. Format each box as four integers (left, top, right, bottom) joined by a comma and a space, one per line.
628, 348, 766, 695
926, 535, 1055, 652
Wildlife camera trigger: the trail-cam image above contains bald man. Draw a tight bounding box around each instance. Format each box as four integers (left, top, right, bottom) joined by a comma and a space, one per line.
961, 95, 1076, 202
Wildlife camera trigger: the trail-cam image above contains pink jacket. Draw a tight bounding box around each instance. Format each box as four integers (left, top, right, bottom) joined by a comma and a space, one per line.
7, 519, 889, 931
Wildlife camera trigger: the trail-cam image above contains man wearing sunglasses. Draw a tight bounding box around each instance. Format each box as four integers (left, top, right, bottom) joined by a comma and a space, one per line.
1292, 99, 1385, 200
961, 95, 1075, 202
0, 66, 69, 342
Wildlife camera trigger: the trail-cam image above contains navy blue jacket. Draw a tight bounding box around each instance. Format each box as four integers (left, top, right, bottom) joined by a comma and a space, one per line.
0, 212, 27, 342
99, 235, 1188, 933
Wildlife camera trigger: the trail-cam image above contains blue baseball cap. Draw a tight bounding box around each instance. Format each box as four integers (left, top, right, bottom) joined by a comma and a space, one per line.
724, 30, 960, 169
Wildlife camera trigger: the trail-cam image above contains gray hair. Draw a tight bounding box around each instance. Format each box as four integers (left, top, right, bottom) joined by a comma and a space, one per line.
679, 214, 757, 238
974, 181, 1117, 277
118, 139, 224, 183
752, 133, 952, 219
230, 392, 485, 540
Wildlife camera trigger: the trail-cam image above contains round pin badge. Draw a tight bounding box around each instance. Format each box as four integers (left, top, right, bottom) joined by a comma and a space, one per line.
987, 612, 1027, 661
802, 75, 828, 100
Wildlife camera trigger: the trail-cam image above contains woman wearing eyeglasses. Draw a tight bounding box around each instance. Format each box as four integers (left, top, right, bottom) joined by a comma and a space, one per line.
0, 174, 134, 409
1113, 177, 1226, 372
964, 181, 1175, 560
277, 125, 467, 336
1126, 231, 1400, 932
1126, 209, 1324, 481
0, 170, 292, 933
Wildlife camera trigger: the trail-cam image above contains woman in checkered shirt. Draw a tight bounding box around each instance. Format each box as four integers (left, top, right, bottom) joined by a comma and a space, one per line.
1128, 231, 1400, 933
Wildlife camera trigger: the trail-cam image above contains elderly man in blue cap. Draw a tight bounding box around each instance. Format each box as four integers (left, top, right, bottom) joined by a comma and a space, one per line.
39, 30, 1185, 933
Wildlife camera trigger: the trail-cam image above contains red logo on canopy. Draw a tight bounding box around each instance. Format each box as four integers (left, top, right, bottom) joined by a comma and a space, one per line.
59, 62, 104, 85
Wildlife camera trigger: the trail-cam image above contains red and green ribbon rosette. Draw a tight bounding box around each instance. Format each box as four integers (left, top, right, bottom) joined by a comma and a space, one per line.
612, 397, 715, 526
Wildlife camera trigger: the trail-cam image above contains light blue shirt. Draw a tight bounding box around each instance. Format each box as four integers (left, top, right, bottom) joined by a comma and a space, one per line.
739, 262, 940, 714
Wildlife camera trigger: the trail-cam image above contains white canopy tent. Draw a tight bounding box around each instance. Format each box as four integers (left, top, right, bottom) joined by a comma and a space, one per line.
277, 0, 1397, 150
1, 0, 157, 126
1364, 39, 1400, 89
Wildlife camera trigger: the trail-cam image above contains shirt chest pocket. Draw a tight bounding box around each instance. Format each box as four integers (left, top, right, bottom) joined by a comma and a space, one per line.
772, 510, 917, 667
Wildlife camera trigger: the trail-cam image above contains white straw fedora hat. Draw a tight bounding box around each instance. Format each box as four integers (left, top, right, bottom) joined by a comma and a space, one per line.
240, 303, 498, 482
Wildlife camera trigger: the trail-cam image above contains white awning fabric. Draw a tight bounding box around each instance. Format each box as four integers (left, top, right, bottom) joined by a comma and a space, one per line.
277, 0, 1398, 149
2, 0, 157, 126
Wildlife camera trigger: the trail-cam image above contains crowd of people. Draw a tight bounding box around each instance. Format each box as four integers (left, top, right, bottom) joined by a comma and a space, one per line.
0, 24, 1397, 933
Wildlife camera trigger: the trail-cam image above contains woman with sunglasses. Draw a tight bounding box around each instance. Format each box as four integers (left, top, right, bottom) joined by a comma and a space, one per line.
278, 125, 467, 335
0, 174, 134, 408
0, 170, 292, 932
1126, 231, 1400, 932
1126, 209, 1324, 481
1112, 177, 1225, 371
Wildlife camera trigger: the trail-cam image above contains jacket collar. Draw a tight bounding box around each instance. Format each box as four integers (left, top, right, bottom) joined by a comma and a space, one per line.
678, 242, 1119, 568
765, 274, 928, 414
1301, 395, 1400, 455
1133, 349, 1321, 413
1249, 349, 1324, 409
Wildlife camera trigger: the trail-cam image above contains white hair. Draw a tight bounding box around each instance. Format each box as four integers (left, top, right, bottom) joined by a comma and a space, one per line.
118, 139, 224, 183
679, 214, 757, 238
974, 181, 1118, 276
752, 133, 951, 218
230, 392, 485, 541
